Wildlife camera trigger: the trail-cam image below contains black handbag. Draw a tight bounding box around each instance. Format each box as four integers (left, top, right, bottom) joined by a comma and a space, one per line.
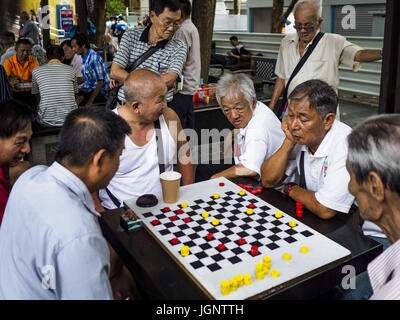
105, 46, 160, 109
274, 32, 325, 120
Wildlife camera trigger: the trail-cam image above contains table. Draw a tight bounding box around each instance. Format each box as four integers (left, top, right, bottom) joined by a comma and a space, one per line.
99, 177, 382, 300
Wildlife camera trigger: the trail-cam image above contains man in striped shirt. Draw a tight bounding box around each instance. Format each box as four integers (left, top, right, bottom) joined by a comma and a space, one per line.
347, 114, 400, 300
110, 0, 187, 106
31, 45, 78, 127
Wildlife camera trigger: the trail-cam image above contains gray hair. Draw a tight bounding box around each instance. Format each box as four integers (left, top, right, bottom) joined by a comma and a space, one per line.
294, 0, 322, 20
347, 114, 400, 195
288, 79, 338, 119
216, 73, 257, 112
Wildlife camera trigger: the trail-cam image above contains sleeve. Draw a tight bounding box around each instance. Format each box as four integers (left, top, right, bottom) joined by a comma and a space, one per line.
274, 41, 286, 79
314, 147, 355, 213
55, 233, 113, 299
3, 58, 12, 76
19, 23, 30, 37
167, 40, 187, 79
112, 29, 132, 69
31, 70, 39, 94
339, 38, 363, 71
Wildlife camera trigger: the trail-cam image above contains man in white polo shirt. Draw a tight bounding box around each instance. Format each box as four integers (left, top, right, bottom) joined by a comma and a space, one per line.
261, 79, 354, 219
196, 73, 287, 183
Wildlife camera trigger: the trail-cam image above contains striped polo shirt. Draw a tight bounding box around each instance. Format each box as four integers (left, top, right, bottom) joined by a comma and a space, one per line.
113, 25, 187, 103
31, 60, 78, 126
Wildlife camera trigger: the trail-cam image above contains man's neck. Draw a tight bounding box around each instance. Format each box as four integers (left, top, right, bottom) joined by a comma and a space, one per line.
148, 26, 163, 44
377, 194, 400, 244
120, 104, 154, 131
82, 47, 89, 57
17, 57, 27, 66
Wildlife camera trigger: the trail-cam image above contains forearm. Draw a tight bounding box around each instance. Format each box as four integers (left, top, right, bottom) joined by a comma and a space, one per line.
287, 186, 337, 220
269, 77, 285, 110
179, 161, 194, 185
354, 49, 383, 63
110, 63, 129, 83
87, 81, 103, 105
261, 138, 295, 188
211, 164, 258, 180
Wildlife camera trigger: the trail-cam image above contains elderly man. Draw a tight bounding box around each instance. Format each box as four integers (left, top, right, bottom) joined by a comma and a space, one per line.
0, 100, 33, 227
0, 106, 131, 299
261, 80, 354, 220
98, 69, 194, 210
269, 0, 383, 119
110, 0, 187, 107
3, 38, 39, 102
346, 114, 400, 300
196, 73, 286, 183
19, 11, 40, 46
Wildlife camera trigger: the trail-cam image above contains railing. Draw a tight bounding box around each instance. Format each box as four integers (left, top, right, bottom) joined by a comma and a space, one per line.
213, 31, 383, 96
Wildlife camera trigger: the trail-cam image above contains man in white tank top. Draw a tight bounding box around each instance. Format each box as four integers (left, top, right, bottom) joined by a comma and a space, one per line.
99, 70, 194, 209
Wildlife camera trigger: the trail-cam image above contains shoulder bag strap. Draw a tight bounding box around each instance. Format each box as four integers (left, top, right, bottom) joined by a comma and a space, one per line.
299, 151, 307, 190
154, 118, 166, 174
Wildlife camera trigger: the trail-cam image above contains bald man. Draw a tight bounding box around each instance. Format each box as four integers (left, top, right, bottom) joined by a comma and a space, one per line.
269, 0, 383, 119
98, 69, 194, 209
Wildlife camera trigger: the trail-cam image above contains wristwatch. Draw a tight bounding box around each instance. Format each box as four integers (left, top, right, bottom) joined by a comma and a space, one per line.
283, 183, 298, 196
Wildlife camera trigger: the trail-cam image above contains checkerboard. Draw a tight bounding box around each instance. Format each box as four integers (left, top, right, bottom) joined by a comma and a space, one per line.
124, 178, 351, 300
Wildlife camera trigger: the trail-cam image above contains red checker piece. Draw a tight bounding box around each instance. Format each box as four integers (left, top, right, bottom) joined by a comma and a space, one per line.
238, 238, 246, 245
217, 243, 226, 251
151, 219, 160, 226
251, 245, 259, 256
162, 207, 170, 212
250, 190, 257, 195
169, 215, 178, 221
206, 233, 214, 240
184, 217, 191, 223
219, 182, 225, 187
248, 203, 255, 209
176, 209, 184, 215
170, 238, 179, 245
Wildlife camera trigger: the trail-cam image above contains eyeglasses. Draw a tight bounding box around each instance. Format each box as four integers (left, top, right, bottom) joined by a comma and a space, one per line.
159, 18, 181, 29
293, 24, 315, 31
223, 106, 247, 115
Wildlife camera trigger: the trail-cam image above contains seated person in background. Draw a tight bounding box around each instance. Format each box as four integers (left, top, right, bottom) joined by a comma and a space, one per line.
3, 38, 39, 106
31, 45, 78, 127
210, 36, 251, 70
98, 69, 194, 210
71, 33, 110, 106
0, 32, 16, 66
346, 114, 400, 300
60, 39, 84, 85
261, 79, 355, 220
0, 100, 33, 227
195, 73, 287, 184
0, 106, 131, 299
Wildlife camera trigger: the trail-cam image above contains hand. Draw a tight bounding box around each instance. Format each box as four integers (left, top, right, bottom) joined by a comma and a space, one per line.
172, 81, 177, 94
109, 79, 120, 89
281, 117, 297, 144
227, 51, 233, 56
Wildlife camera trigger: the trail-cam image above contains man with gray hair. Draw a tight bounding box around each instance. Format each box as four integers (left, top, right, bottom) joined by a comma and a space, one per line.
195, 73, 286, 183
269, 0, 383, 119
19, 11, 40, 46
261, 79, 354, 220
346, 114, 400, 300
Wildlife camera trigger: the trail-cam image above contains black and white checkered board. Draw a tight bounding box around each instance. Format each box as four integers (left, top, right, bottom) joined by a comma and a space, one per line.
124, 178, 351, 300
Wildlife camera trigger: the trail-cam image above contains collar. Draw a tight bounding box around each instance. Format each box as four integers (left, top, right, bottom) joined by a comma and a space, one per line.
140, 23, 169, 49
238, 101, 260, 138
82, 48, 92, 61
13, 54, 31, 68
300, 119, 337, 158
368, 239, 400, 292
48, 162, 100, 217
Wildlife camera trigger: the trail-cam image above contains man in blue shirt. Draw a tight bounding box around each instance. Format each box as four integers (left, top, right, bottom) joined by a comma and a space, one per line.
71, 33, 110, 106
0, 106, 131, 299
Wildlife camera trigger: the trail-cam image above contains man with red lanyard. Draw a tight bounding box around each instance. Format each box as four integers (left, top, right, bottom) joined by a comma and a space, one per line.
0, 99, 33, 226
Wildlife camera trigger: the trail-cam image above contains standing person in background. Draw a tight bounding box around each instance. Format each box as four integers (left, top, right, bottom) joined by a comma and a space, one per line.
0, 32, 16, 66
19, 11, 40, 46
61, 40, 84, 86
168, 0, 200, 130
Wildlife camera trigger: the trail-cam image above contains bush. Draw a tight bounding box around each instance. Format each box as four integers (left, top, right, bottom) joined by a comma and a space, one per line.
107, 0, 126, 18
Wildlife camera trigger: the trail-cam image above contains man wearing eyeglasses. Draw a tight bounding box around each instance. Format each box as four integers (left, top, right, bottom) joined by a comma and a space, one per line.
110, 0, 187, 107
269, 0, 383, 119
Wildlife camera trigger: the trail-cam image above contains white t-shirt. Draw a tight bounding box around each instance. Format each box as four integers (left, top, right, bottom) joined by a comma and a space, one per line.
285, 120, 355, 213
99, 110, 176, 209
234, 101, 285, 177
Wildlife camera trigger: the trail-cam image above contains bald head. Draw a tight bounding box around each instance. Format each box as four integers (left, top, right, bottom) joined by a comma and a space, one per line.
124, 69, 166, 104
294, 0, 321, 20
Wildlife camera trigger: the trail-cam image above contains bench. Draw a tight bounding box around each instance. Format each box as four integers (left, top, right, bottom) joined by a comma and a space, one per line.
27, 126, 61, 166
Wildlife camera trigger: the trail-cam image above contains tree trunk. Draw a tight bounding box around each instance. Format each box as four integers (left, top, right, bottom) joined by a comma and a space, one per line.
233, 0, 239, 15
271, 0, 284, 33
192, 0, 216, 83
283, 0, 299, 21
76, 0, 88, 36
91, 0, 107, 47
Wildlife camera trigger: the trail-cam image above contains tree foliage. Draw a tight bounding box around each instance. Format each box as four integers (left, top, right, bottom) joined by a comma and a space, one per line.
106, 0, 126, 18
